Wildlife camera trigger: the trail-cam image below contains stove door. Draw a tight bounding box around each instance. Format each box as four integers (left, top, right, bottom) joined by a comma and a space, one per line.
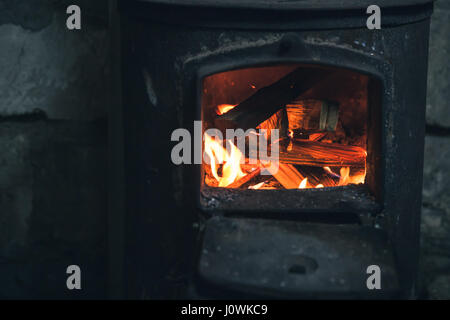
196, 216, 399, 299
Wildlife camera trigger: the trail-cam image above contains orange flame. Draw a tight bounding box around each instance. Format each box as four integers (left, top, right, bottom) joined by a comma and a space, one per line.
288, 129, 294, 139
216, 104, 236, 115
338, 166, 366, 186
248, 182, 265, 190
204, 133, 246, 187
287, 129, 294, 151
298, 178, 308, 189
208, 102, 367, 189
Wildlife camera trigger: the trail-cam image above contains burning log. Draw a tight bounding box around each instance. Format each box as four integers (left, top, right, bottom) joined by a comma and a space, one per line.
286, 99, 339, 133
297, 166, 337, 188
257, 108, 289, 140
248, 181, 266, 190
215, 67, 335, 131
227, 167, 262, 189
279, 139, 366, 168
308, 132, 327, 141
203, 160, 262, 189
264, 163, 305, 189
203, 163, 218, 187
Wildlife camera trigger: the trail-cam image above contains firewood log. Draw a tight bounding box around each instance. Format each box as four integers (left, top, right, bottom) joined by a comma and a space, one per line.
279, 139, 366, 168
227, 167, 262, 189
286, 99, 339, 133
215, 67, 335, 131
297, 166, 337, 188
264, 163, 305, 189
257, 107, 288, 140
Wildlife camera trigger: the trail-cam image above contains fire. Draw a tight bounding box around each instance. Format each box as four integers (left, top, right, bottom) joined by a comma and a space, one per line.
338, 166, 366, 186
287, 129, 294, 151
248, 182, 265, 190
204, 133, 247, 187
298, 178, 308, 189
338, 167, 350, 186
206, 101, 368, 189
220, 140, 247, 187
323, 166, 340, 179
293, 166, 366, 190
309, 133, 326, 141
298, 179, 326, 189
216, 104, 236, 115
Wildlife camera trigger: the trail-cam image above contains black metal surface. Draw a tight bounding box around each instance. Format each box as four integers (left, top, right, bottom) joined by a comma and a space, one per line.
120, 1, 431, 298
120, 0, 433, 30
201, 185, 380, 216
198, 216, 399, 299
120, 0, 432, 30
133, 0, 433, 10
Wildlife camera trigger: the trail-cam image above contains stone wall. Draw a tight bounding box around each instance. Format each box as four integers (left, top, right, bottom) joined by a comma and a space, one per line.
420, 0, 450, 300
0, 0, 109, 299
0, 0, 448, 299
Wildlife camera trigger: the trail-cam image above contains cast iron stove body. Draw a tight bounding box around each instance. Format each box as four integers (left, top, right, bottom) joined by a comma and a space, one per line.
119, 0, 433, 299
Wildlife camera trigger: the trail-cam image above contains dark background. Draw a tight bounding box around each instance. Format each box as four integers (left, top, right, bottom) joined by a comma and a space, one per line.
0, 0, 448, 299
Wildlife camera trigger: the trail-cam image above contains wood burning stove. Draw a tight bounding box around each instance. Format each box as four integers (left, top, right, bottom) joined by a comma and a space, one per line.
119, 0, 433, 299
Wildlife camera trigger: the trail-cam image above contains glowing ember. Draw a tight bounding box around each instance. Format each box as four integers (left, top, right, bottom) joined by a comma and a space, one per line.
248, 182, 265, 189
338, 166, 366, 186
309, 133, 326, 141
288, 129, 294, 139
338, 167, 350, 186
338, 167, 366, 186
216, 104, 236, 115
287, 129, 294, 151
316, 184, 324, 188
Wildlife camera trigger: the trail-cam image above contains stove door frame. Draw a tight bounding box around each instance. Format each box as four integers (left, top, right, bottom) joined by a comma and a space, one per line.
189, 36, 390, 219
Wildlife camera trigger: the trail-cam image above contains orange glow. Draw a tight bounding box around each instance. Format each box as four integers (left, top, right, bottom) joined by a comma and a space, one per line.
248, 182, 265, 190
202, 65, 370, 191
287, 129, 294, 151
338, 167, 350, 186
288, 129, 294, 139
299, 178, 308, 189
338, 166, 366, 186
216, 104, 236, 115
309, 133, 325, 141
204, 133, 246, 187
